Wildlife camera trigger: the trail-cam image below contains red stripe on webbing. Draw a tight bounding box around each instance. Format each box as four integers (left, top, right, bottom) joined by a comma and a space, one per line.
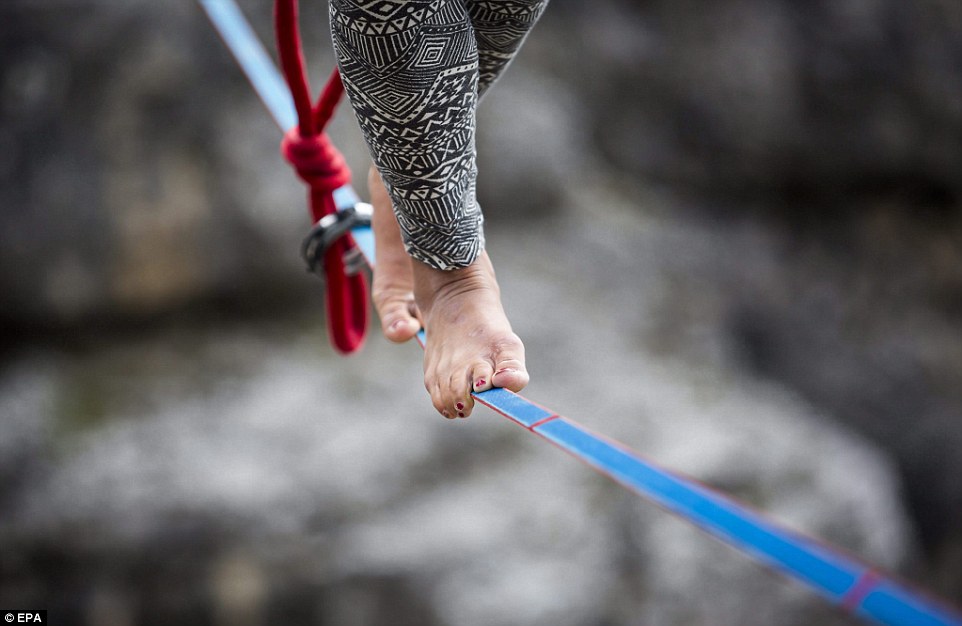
528, 414, 560, 430
841, 569, 881, 612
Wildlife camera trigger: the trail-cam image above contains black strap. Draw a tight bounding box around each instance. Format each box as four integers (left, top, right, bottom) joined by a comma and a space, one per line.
301, 203, 372, 275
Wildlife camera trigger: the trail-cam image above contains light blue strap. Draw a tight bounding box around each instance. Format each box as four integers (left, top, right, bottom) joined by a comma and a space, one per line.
198, 0, 297, 131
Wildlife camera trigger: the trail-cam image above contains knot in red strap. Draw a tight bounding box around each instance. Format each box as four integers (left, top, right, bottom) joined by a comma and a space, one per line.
281, 128, 351, 193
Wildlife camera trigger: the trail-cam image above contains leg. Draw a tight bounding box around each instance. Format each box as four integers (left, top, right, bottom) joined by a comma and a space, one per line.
365, 0, 548, 345
465, 0, 550, 99
367, 166, 528, 419
368, 166, 421, 343
331, 0, 528, 418
331, 0, 483, 269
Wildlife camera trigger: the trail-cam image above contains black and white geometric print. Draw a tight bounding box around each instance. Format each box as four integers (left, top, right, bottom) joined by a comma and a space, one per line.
330, 0, 548, 270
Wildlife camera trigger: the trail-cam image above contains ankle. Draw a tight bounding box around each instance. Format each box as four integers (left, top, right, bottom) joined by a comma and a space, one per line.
412, 254, 500, 312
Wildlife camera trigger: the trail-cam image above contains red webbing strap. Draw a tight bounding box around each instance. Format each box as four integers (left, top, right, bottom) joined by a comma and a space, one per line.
275, 1, 368, 354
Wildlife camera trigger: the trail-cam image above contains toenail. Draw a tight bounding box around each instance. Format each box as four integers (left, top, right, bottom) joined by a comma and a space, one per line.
456, 402, 464, 411
495, 368, 516, 375
475, 379, 486, 388
390, 319, 404, 331
442, 410, 451, 418
458, 412, 465, 418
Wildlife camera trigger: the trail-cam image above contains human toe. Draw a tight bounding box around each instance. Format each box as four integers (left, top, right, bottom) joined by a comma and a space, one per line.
491, 343, 528, 392
470, 362, 495, 394
444, 370, 476, 418
425, 376, 453, 419
492, 366, 529, 392
375, 293, 421, 343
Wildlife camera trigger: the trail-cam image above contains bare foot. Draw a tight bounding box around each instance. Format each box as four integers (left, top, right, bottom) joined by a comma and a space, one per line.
368, 166, 422, 342
413, 252, 528, 419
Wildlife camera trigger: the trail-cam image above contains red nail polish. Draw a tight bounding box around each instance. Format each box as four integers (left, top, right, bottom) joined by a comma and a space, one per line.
475, 379, 486, 388
458, 412, 465, 418
456, 402, 464, 411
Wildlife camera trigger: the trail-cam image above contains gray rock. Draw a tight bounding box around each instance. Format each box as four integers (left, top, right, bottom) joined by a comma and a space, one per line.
545, 0, 962, 199
0, 211, 915, 625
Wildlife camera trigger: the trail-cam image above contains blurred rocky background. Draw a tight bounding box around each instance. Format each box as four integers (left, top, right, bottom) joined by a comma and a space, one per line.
1, 0, 960, 624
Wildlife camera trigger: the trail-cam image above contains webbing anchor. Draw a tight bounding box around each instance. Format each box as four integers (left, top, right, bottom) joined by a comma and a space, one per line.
301, 203, 373, 277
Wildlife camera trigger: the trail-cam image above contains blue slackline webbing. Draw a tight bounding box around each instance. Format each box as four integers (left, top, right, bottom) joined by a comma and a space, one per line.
198, 2, 962, 624
198, 0, 297, 131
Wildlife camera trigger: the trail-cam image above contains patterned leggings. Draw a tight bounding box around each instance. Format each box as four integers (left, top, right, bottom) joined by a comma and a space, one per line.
330, 0, 549, 270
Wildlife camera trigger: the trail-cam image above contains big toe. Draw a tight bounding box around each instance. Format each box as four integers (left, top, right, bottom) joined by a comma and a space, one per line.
491, 341, 528, 392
